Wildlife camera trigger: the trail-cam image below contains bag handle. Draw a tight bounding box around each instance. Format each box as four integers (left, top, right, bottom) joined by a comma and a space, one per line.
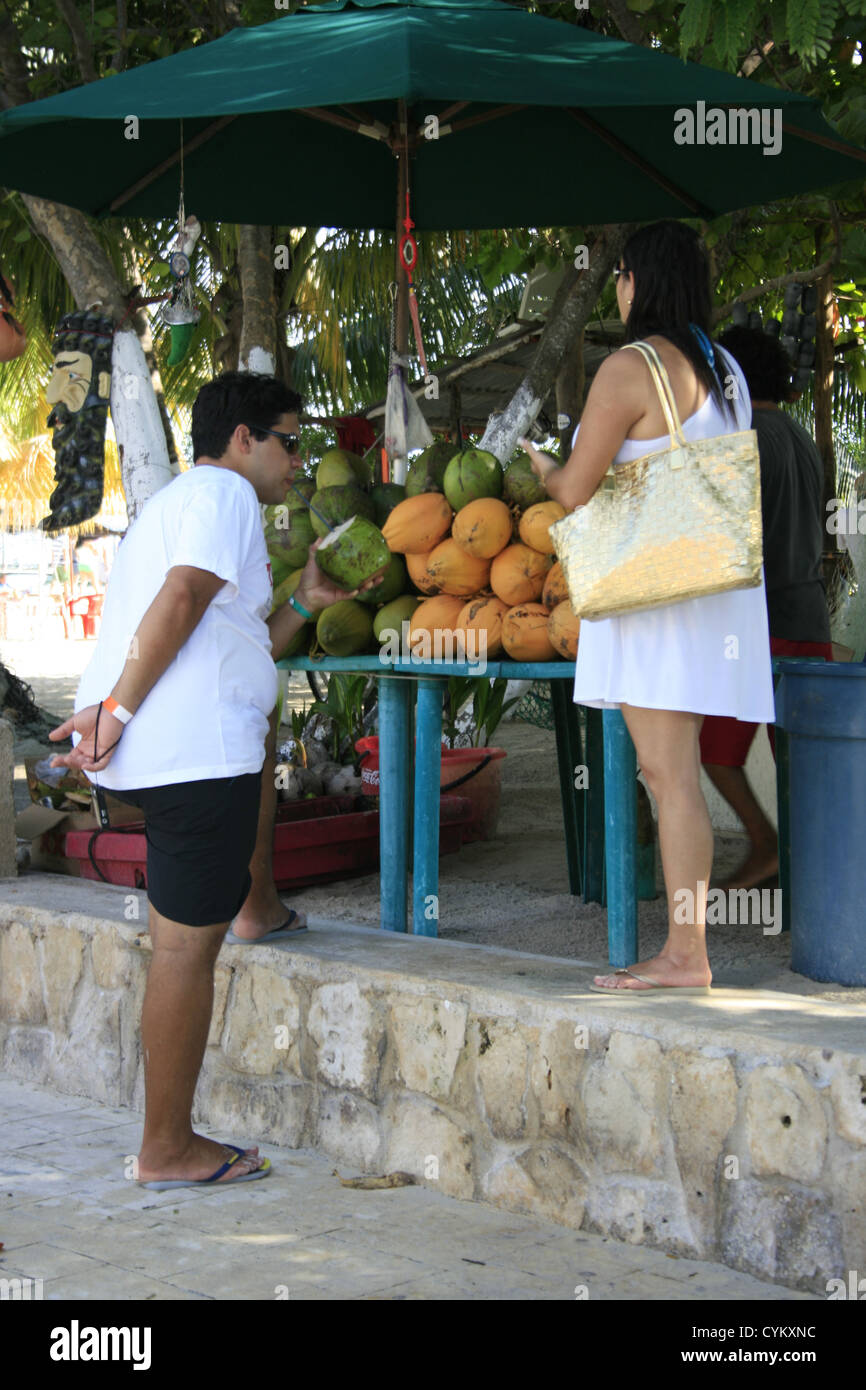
621, 341, 688, 450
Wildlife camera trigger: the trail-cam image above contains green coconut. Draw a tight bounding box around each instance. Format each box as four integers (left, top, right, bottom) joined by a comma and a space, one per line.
356, 553, 407, 607
443, 448, 503, 510
374, 594, 420, 641
405, 440, 456, 497
315, 515, 391, 590
271, 567, 310, 656
316, 599, 375, 657
309, 484, 374, 539
503, 451, 549, 509
268, 547, 294, 591
370, 482, 406, 525
267, 506, 316, 568
316, 448, 369, 490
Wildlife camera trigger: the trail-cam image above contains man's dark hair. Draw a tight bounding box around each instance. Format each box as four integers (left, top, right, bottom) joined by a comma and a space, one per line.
191, 372, 302, 461
716, 327, 792, 404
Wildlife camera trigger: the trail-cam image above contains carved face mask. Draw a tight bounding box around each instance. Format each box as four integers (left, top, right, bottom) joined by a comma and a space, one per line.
43, 311, 114, 533
46, 351, 103, 414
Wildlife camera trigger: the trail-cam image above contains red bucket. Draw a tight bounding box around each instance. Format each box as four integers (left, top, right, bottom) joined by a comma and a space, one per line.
355, 737, 506, 842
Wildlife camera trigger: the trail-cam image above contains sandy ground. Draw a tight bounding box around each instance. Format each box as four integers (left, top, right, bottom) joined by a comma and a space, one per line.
6, 636, 864, 1006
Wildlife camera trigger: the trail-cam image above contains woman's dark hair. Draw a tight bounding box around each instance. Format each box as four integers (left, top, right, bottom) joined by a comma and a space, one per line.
716, 326, 791, 404
191, 371, 302, 461
621, 220, 734, 420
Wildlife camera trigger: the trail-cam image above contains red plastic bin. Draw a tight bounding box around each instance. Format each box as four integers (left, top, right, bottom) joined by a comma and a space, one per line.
355, 737, 506, 842
64, 794, 473, 891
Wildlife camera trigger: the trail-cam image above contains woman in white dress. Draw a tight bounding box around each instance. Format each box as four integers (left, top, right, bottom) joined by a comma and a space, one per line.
521, 221, 775, 994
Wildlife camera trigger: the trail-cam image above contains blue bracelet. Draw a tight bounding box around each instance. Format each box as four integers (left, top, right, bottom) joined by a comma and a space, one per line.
288, 592, 314, 621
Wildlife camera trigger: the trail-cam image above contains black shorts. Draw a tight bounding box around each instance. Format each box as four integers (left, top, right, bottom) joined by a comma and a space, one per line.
109, 772, 262, 927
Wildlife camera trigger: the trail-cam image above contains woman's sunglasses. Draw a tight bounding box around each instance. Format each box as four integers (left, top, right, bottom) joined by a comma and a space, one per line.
612, 266, 630, 282
252, 425, 301, 455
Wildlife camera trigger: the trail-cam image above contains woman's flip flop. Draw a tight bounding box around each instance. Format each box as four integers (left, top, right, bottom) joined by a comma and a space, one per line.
589, 968, 711, 996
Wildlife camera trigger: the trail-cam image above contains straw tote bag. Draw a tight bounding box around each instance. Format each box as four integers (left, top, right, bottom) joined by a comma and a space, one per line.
548, 340, 763, 622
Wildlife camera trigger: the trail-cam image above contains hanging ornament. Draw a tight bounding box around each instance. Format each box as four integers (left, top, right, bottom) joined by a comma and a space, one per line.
43, 305, 114, 532
162, 209, 201, 365
398, 189, 429, 377
384, 282, 433, 486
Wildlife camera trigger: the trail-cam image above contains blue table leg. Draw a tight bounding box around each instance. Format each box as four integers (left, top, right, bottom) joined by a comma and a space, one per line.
602, 708, 638, 967
378, 675, 411, 932
583, 707, 605, 903
551, 681, 584, 896
413, 677, 443, 937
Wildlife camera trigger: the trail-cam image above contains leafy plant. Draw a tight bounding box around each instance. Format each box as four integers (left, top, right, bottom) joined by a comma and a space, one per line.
442, 676, 520, 748
310, 673, 369, 764
472, 678, 521, 748
443, 676, 475, 747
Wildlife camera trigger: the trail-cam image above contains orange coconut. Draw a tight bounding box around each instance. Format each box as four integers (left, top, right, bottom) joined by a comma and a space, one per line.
518, 500, 566, 555
547, 601, 581, 659
542, 560, 569, 610
489, 542, 552, 606
382, 492, 452, 554
454, 594, 509, 660
407, 596, 465, 656
451, 497, 513, 559
424, 538, 491, 596
501, 603, 558, 662
406, 549, 439, 595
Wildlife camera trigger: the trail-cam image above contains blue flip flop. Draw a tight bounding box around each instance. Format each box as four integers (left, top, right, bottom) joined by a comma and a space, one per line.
139, 1144, 271, 1191
224, 910, 308, 945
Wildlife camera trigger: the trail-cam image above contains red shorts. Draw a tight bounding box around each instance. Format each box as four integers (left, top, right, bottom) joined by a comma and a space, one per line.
699, 637, 834, 767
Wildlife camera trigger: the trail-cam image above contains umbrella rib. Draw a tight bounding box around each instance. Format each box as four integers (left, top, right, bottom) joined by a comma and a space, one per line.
436, 102, 471, 123
447, 104, 525, 134
780, 121, 866, 162
108, 115, 237, 212
298, 106, 387, 140
566, 108, 706, 215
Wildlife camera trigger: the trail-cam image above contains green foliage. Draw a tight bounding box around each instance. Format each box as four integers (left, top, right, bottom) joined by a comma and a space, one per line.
677, 0, 713, 57
785, 0, 839, 68
472, 678, 521, 748
309, 673, 368, 763
442, 676, 520, 748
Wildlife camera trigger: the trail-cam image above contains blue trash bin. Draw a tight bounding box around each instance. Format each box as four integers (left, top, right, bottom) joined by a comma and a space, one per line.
775, 660, 866, 985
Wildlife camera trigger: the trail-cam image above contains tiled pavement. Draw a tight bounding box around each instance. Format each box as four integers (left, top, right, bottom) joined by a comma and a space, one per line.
0, 1076, 816, 1302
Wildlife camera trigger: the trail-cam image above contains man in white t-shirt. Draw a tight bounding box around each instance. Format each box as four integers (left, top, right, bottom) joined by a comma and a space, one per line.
48, 372, 381, 1191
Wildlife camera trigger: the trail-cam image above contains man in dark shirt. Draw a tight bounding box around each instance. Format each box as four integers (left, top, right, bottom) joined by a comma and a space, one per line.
700, 327, 833, 890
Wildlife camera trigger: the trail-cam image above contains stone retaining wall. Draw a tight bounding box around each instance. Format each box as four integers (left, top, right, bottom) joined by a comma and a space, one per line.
1, 899, 864, 1294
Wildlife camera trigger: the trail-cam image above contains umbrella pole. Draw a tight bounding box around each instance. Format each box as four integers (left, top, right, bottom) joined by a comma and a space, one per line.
395, 102, 410, 356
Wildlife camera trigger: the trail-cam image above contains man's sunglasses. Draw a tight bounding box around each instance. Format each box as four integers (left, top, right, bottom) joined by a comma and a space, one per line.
251, 425, 301, 455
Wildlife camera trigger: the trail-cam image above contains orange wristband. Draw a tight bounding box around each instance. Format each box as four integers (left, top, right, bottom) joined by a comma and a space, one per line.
103, 695, 133, 724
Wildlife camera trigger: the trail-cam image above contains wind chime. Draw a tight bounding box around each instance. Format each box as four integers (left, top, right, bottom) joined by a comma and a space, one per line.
161, 131, 201, 365
383, 184, 433, 484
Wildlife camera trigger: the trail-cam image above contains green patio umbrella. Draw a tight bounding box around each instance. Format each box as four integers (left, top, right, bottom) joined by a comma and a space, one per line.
0, 0, 863, 229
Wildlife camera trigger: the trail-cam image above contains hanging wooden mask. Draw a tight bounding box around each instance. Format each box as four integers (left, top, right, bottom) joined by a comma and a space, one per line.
43, 309, 114, 533
0, 271, 26, 363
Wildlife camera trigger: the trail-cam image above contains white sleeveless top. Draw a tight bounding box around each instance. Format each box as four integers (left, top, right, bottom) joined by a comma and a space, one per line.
572, 346, 776, 721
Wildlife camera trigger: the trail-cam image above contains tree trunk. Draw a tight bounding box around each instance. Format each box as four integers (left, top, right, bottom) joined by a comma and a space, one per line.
555, 328, 585, 463
21, 194, 175, 523
237, 224, 277, 375
479, 225, 628, 463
